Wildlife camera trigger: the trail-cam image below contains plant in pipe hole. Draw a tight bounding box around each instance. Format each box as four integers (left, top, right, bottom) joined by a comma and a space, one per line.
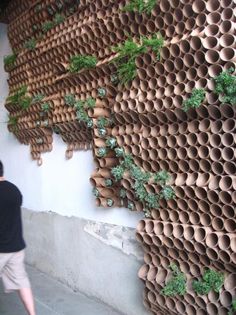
123, 0, 156, 14
128, 200, 135, 210
161, 264, 187, 296
97, 147, 107, 158
160, 186, 176, 200
111, 165, 125, 181
64, 94, 76, 106
32, 93, 45, 104
115, 147, 125, 157
69, 55, 97, 73
4, 54, 17, 69
97, 88, 106, 98
182, 88, 205, 112
24, 38, 37, 50
106, 198, 114, 207
192, 269, 224, 295
106, 137, 117, 149
154, 170, 171, 186
105, 178, 113, 187
98, 128, 107, 137
214, 68, 236, 105
42, 21, 54, 33
92, 187, 99, 198
41, 102, 51, 112
228, 299, 236, 315
54, 13, 65, 25
119, 188, 126, 198
8, 115, 18, 126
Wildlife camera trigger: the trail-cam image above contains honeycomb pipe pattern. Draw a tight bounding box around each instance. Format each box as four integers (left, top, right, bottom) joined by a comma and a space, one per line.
3, 0, 236, 313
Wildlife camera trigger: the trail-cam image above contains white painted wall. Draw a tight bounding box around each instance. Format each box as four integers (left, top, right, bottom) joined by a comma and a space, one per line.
0, 23, 143, 228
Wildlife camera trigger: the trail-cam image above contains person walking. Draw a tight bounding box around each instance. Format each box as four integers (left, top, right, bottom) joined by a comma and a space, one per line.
0, 161, 36, 315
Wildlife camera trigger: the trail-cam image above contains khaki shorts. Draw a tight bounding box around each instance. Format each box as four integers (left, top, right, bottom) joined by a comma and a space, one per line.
0, 250, 30, 293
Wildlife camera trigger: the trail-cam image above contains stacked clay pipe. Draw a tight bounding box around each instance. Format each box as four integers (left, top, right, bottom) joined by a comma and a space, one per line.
3, 0, 236, 313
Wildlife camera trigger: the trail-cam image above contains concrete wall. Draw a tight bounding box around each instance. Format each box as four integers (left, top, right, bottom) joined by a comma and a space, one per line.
23, 208, 149, 315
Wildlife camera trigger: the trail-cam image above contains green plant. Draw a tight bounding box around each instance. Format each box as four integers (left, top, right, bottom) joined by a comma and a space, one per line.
24, 38, 37, 50
86, 97, 96, 108
142, 33, 164, 60
228, 299, 236, 315
8, 115, 18, 126
106, 137, 117, 149
128, 200, 135, 210
54, 13, 64, 25
106, 198, 114, 207
97, 147, 107, 158
111, 165, 125, 181
193, 269, 224, 295
119, 189, 126, 198
182, 88, 205, 112
69, 55, 97, 72
42, 21, 54, 33
47, 5, 54, 15
161, 264, 187, 296
98, 128, 107, 137
34, 4, 42, 12
112, 34, 163, 84
4, 54, 17, 69
214, 68, 236, 105
64, 94, 76, 106
123, 0, 156, 14
97, 117, 109, 128
160, 186, 176, 200
145, 193, 159, 209
92, 187, 99, 197
154, 170, 171, 185
105, 178, 113, 187
41, 102, 50, 112
32, 93, 44, 103
98, 88, 106, 97
19, 96, 32, 109
115, 147, 125, 157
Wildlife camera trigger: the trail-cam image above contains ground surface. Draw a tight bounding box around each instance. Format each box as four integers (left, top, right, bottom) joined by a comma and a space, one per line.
0, 265, 123, 315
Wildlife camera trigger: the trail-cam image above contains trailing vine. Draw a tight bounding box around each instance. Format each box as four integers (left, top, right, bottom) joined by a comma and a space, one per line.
112, 34, 164, 84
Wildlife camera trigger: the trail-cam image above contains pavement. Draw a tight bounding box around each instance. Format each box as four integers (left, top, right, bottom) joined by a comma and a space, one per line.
0, 265, 123, 315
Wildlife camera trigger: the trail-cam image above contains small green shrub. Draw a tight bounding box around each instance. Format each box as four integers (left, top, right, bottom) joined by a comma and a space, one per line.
154, 170, 171, 185
142, 34, 164, 60
69, 55, 97, 72
42, 21, 54, 33
32, 93, 44, 103
182, 88, 205, 112
160, 186, 176, 200
54, 13, 64, 25
161, 264, 187, 296
41, 102, 50, 112
106, 137, 117, 149
119, 189, 126, 198
214, 68, 236, 105
193, 269, 224, 295
19, 96, 32, 109
123, 0, 157, 14
114, 147, 125, 157
98, 128, 107, 137
97, 117, 109, 129
105, 179, 113, 187
86, 97, 96, 108
64, 94, 76, 106
7, 86, 28, 105
97, 88, 106, 98
128, 200, 135, 210
111, 165, 125, 181
24, 38, 37, 50
8, 115, 18, 126
92, 187, 99, 197
4, 54, 17, 69
106, 198, 114, 207
97, 147, 107, 158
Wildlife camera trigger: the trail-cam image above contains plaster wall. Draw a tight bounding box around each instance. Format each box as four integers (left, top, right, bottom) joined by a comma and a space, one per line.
23, 208, 149, 315
0, 23, 143, 228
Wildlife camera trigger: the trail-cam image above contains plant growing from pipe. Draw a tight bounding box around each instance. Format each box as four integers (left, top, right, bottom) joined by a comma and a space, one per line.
4, 54, 17, 69
54, 13, 64, 25
32, 93, 45, 104
182, 88, 205, 112
123, 0, 156, 14
112, 34, 164, 84
214, 68, 236, 105
161, 264, 187, 296
7, 86, 32, 109
105, 179, 113, 187
41, 102, 51, 112
64, 94, 76, 106
192, 269, 224, 295
24, 38, 37, 50
228, 299, 236, 315
69, 55, 97, 73
42, 21, 54, 33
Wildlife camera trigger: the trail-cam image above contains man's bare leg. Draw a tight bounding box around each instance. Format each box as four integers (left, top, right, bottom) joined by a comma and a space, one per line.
18, 287, 36, 315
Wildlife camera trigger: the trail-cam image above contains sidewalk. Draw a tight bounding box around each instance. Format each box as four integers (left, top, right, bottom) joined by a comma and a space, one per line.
0, 266, 123, 315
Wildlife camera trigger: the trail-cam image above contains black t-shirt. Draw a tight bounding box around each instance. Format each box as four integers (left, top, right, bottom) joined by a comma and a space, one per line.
0, 180, 26, 253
